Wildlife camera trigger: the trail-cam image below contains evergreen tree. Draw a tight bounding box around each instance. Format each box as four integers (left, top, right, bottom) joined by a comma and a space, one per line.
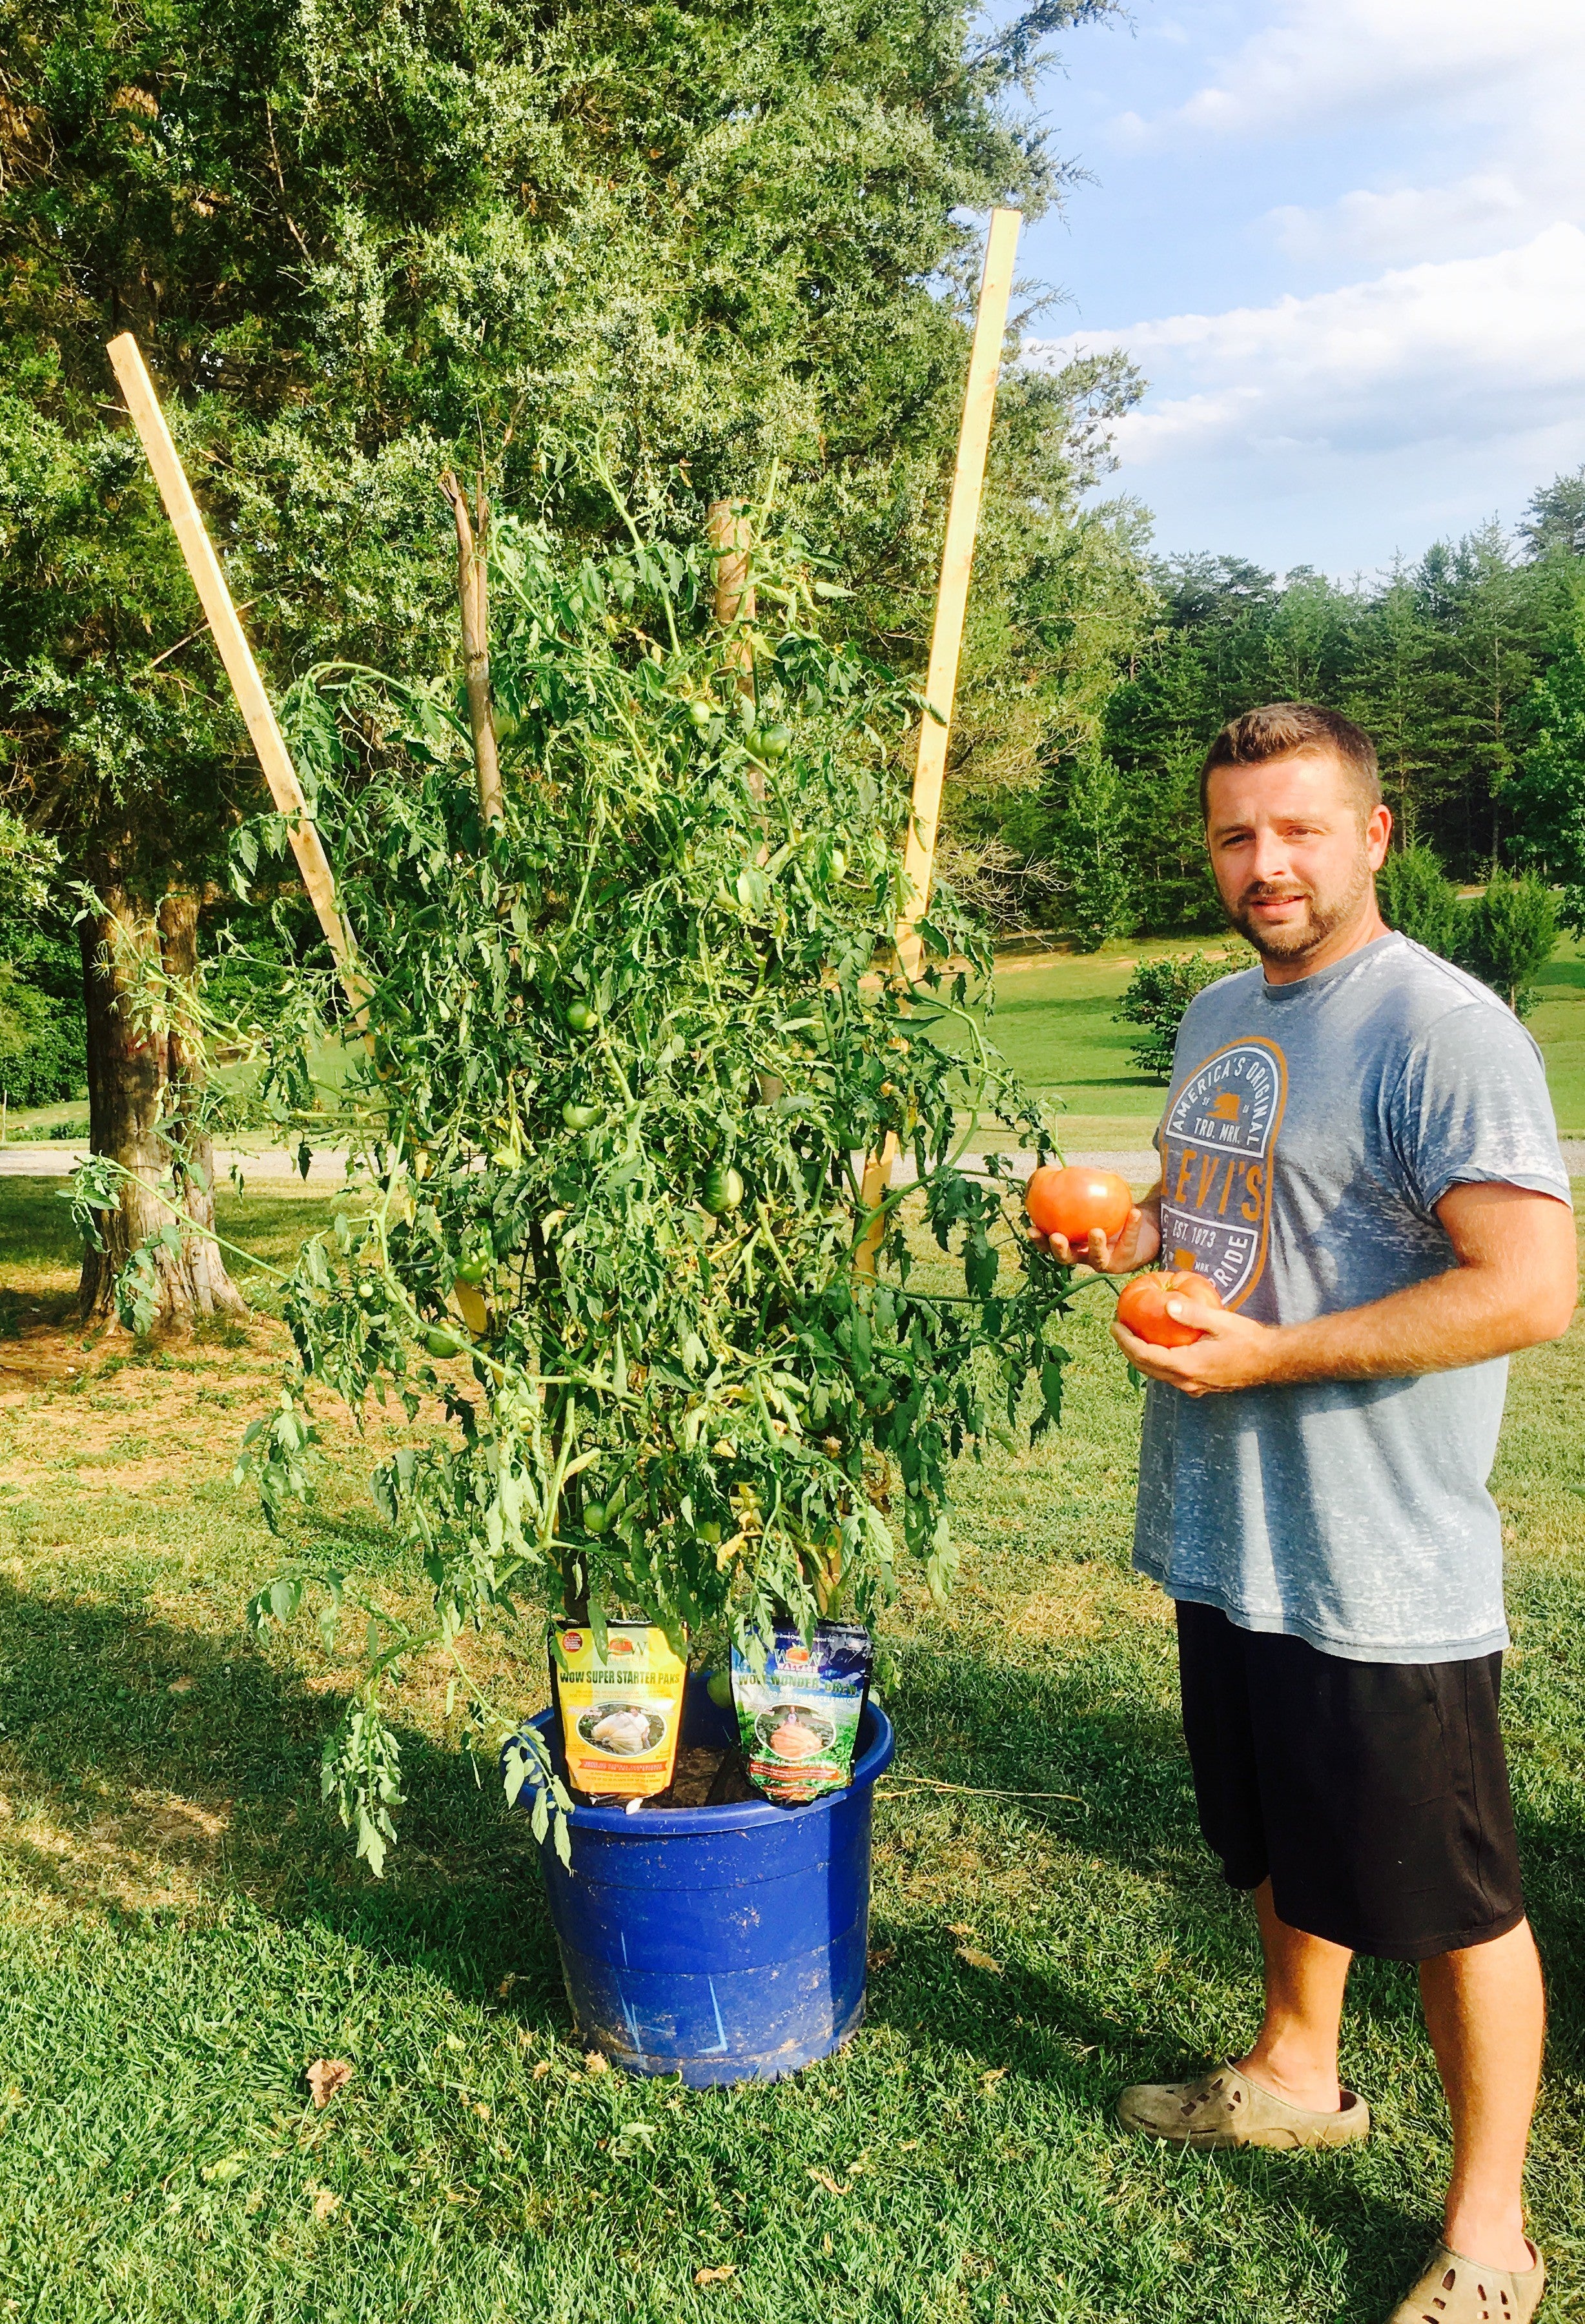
1420, 524, 1549, 868
1, 0, 1127, 1316
1376, 843, 1461, 960
1509, 585, 1585, 934
1520, 467, 1585, 561
1345, 566, 1455, 850
1462, 868, 1558, 1016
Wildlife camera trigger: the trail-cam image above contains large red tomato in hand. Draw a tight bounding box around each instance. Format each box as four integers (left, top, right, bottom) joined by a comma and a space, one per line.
1115, 1269, 1223, 1348
1024, 1165, 1132, 1247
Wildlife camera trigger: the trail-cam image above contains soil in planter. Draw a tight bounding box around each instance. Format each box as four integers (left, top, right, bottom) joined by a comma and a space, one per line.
644, 1742, 757, 1809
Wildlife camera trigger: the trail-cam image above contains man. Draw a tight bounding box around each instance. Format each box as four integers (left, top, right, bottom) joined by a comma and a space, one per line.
1039, 705, 1576, 2324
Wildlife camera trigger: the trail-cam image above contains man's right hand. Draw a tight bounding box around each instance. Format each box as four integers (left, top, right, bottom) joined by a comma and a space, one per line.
1029, 1194, 1161, 1274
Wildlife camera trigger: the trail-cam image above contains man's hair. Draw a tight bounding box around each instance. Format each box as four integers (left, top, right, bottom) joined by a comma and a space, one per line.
1198, 703, 1382, 822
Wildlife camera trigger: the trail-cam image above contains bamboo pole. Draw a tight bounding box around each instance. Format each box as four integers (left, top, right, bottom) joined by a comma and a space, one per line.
105, 333, 365, 1015
857, 207, 1021, 1271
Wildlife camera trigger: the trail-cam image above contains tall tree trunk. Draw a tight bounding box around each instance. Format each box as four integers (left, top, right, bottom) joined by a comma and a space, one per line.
77, 874, 247, 1326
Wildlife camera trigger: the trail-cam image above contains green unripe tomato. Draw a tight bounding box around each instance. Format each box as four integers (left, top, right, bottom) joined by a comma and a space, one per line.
455, 1250, 489, 1287
562, 1101, 599, 1132
566, 999, 598, 1034
583, 1500, 609, 1536
759, 724, 792, 761
829, 848, 848, 881
425, 1328, 463, 1359
706, 1671, 733, 1710
701, 1163, 744, 1216
699, 1520, 722, 1544
688, 698, 713, 729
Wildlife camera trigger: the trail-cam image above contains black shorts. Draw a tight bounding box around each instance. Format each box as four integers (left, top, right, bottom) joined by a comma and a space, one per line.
1176, 1600, 1525, 1962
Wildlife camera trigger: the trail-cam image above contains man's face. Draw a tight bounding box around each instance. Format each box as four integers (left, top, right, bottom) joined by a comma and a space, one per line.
1205, 751, 1391, 965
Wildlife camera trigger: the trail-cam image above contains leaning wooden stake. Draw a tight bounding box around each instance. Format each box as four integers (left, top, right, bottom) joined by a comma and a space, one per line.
105, 333, 365, 1017
440, 469, 505, 828
857, 207, 1021, 1272
707, 498, 757, 693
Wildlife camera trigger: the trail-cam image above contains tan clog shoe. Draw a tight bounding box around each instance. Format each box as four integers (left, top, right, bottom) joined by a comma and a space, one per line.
1116, 2062, 1371, 2150
1385, 2241, 1544, 2324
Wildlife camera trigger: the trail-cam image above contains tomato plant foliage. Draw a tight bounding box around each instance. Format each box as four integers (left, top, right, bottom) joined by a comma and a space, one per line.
234, 509, 1072, 1870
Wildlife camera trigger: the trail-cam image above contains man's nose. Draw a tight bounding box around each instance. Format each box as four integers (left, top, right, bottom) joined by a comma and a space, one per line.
1248, 826, 1294, 884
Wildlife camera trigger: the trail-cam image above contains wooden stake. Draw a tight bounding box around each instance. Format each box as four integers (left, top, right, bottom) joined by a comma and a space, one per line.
707, 497, 756, 696
897, 207, 1020, 979
857, 208, 1021, 1270
105, 333, 365, 1017
440, 469, 505, 827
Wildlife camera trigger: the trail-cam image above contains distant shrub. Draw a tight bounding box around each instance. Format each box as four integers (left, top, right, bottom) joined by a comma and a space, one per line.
0, 963, 86, 1106
1116, 950, 1248, 1082
1461, 868, 1558, 1017
1377, 844, 1461, 959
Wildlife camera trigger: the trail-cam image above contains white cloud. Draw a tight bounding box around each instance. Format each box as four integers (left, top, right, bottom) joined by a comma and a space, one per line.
1029, 225, 1585, 471
1120, 0, 1585, 145
1267, 176, 1530, 269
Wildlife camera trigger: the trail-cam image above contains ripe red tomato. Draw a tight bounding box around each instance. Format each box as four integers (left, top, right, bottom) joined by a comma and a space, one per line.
1024, 1165, 1132, 1247
1115, 1269, 1223, 1348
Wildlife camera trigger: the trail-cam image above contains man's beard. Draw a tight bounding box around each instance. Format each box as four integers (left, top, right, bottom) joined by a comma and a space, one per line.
1225, 858, 1373, 961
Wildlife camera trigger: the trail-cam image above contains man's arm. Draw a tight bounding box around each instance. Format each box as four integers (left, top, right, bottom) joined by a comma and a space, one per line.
1113, 1181, 1577, 1399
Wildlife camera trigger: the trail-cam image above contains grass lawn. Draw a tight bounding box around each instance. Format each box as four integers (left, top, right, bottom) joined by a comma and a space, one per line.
1, 1175, 1583, 2320
974, 935, 1585, 1150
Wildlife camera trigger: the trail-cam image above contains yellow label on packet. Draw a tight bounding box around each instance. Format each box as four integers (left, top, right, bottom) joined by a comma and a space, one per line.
553, 1622, 687, 1800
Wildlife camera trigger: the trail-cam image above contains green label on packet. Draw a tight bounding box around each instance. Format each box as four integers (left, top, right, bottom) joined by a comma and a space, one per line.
731, 1621, 872, 1804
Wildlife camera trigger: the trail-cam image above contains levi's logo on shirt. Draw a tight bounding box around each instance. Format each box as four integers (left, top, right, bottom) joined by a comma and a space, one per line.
1158, 1038, 1287, 1308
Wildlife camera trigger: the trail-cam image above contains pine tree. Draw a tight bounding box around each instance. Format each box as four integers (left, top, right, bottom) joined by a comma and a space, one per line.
1509, 586, 1585, 934
1, 0, 1128, 1318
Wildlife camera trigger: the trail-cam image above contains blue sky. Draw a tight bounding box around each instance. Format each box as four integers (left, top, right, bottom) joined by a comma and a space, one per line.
1014, 0, 1585, 578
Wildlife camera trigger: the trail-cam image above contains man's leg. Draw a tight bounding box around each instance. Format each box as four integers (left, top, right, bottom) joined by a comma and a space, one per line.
1234, 1876, 1353, 2114
1419, 1918, 1544, 2274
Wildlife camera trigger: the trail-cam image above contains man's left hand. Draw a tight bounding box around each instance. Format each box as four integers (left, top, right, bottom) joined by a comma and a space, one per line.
1112, 1298, 1283, 1396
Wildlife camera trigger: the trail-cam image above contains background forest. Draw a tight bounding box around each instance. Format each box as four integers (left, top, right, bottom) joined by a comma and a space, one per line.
968, 485, 1585, 949
2, 0, 1584, 1133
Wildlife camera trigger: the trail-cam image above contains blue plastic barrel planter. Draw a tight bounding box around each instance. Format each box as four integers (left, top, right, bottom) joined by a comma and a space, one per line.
511, 1671, 895, 2085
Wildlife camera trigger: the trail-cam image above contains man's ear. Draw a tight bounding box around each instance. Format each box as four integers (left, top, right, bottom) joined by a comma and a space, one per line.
1365, 803, 1392, 870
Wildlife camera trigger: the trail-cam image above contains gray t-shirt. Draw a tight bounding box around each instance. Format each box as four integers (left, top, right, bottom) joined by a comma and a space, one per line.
1132, 933, 1571, 1664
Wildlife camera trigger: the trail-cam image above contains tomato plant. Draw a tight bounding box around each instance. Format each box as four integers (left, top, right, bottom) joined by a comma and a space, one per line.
202, 500, 1076, 1871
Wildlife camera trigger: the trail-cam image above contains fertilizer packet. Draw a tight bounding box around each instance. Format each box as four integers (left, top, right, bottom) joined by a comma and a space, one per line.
731, 1621, 872, 1805
551, 1622, 686, 1803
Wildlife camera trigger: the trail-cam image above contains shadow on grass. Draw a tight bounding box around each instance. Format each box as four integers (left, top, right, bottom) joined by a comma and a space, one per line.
0, 1573, 565, 2016
3, 1564, 1581, 2145
876, 1634, 1585, 2081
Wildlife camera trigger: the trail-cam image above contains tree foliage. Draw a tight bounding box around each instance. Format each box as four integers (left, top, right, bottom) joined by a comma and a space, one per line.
1509, 584, 1585, 935
1461, 868, 1558, 1019
1114, 950, 1247, 1083
987, 507, 1585, 939
1, 0, 1130, 866
1, 0, 1145, 1208
1376, 844, 1462, 961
